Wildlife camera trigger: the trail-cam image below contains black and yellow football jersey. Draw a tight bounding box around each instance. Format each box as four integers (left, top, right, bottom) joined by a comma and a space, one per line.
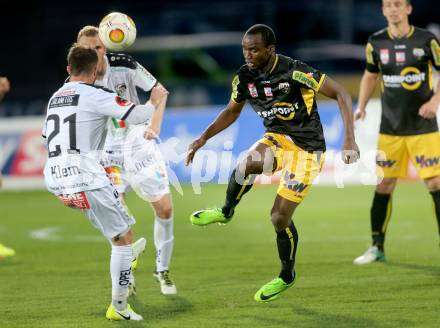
366, 26, 440, 135
231, 54, 327, 151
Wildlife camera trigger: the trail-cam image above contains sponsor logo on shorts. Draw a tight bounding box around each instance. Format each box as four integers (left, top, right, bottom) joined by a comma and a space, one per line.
415, 155, 440, 168
376, 159, 396, 168
57, 192, 90, 209
283, 171, 308, 193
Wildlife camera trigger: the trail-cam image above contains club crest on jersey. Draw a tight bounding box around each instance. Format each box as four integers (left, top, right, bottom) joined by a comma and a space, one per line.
115, 96, 131, 107
380, 49, 389, 64
264, 86, 273, 98
248, 83, 258, 98
278, 82, 290, 94
395, 51, 405, 63
412, 48, 425, 58
115, 83, 127, 97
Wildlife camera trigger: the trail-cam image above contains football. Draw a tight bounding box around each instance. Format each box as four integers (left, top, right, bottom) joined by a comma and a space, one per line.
98, 12, 137, 51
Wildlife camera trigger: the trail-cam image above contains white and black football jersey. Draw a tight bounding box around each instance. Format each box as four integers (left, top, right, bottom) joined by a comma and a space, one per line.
97, 53, 158, 150
42, 81, 154, 195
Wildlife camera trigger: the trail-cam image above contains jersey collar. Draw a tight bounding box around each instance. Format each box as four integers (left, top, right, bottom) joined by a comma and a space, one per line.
268, 54, 279, 74
387, 25, 415, 40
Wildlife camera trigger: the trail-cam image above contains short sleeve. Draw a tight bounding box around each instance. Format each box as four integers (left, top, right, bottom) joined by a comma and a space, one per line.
230, 74, 246, 103
428, 35, 440, 70
93, 88, 135, 120
132, 62, 157, 92
365, 40, 380, 73
291, 61, 326, 92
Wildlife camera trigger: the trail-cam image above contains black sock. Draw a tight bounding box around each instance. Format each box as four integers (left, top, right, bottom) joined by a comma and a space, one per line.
429, 190, 440, 236
276, 222, 298, 284
221, 168, 255, 218
370, 192, 392, 252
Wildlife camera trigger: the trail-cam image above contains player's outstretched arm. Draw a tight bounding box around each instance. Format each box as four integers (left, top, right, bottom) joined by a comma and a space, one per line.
186, 100, 245, 165
354, 70, 379, 121
145, 82, 168, 139
319, 76, 360, 164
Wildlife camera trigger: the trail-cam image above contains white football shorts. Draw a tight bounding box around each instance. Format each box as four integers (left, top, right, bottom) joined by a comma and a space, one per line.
101, 139, 170, 202
57, 184, 135, 240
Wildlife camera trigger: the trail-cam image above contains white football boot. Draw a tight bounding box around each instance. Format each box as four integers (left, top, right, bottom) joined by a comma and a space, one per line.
353, 246, 385, 265
106, 304, 143, 321
129, 237, 147, 296
153, 270, 177, 295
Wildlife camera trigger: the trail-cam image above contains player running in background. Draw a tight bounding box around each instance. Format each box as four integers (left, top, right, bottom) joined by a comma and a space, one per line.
186, 24, 359, 302
42, 44, 168, 320
0, 75, 16, 259
77, 26, 176, 295
353, 0, 440, 265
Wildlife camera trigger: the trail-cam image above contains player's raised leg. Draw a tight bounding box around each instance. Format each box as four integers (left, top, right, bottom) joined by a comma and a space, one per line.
190, 142, 275, 226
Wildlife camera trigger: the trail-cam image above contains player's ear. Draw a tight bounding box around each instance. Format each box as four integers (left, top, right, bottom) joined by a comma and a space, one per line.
406, 4, 412, 15
66, 66, 72, 75
268, 45, 275, 55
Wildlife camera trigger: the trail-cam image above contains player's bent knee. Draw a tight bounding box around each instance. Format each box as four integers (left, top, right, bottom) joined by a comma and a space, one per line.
156, 205, 173, 219
376, 178, 396, 194
112, 229, 133, 246
243, 160, 264, 175
270, 211, 290, 230
424, 175, 440, 192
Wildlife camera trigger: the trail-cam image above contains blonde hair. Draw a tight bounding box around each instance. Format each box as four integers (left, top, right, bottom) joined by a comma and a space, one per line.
77, 25, 99, 42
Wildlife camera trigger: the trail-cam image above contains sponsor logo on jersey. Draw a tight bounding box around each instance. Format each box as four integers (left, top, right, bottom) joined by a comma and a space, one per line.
115, 96, 131, 107
382, 66, 425, 90
380, 49, 389, 64
115, 83, 127, 97
431, 39, 440, 66
278, 82, 290, 94
292, 71, 318, 90
248, 83, 258, 98
415, 155, 440, 168
412, 48, 425, 58
395, 51, 405, 63
231, 75, 240, 101
257, 102, 299, 121
49, 94, 79, 108
394, 44, 406, 50
264, 86, 273, 98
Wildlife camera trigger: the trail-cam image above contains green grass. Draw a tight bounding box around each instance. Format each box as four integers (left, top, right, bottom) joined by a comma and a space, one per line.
0, 183, 439, 328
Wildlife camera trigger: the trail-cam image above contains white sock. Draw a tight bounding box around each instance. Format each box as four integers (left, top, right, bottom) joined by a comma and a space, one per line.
154, 215, 174, 272
110, 244, 132, 311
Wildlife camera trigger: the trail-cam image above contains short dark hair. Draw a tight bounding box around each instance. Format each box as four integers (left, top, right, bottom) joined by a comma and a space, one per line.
245, 24, 276, 47
67, 43, 98, 76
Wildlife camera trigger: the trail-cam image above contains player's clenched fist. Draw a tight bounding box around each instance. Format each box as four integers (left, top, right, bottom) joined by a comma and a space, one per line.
149, 84, 169, 107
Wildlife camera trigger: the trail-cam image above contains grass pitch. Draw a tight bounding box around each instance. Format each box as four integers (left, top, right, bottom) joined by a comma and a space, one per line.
0, 183, 439, 327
